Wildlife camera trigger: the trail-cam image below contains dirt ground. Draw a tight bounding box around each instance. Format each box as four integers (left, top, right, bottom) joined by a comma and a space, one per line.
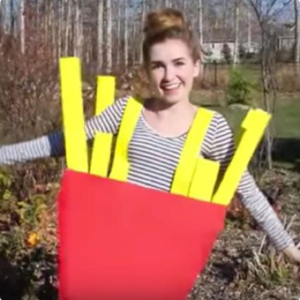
190, 167, 300, 300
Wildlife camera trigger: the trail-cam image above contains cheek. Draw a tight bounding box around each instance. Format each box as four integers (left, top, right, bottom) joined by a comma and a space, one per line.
182, 67, 196, 83
150, 70, 163, 85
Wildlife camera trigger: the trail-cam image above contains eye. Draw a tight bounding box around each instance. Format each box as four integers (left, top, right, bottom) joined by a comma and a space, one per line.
175, 61, 185, 66
150, 64, 161, 70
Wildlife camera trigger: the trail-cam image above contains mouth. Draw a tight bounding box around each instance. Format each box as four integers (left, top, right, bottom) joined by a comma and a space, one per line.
160, 83, 181, 93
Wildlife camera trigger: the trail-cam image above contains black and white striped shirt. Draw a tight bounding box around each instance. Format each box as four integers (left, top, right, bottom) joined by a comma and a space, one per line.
0, 97, 294, 250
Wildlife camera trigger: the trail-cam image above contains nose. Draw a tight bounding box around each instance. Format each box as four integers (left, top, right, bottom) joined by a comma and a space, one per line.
163, 65, 175, 82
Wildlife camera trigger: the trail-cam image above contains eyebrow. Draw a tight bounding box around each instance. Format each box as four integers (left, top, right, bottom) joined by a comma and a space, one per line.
173, 57, 185, 62
150, 57, 186, 65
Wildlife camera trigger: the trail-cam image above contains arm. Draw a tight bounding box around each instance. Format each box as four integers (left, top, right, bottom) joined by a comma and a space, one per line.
206, 113, 298, 259
0, 97, 128, 165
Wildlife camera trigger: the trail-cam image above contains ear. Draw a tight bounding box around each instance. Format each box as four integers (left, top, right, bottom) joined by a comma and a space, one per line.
193, 59, 201, 78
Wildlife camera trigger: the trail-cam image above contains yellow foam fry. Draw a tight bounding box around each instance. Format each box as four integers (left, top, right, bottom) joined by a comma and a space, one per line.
90, 76, 115, 176
59, 57, 88, 173
90, 133, 113, 177
234, 108, 257, 145
212, 109, 271, 206
171, 108, 215, 196
95, 76, 115, 115
109, 97, 143, 182
189, 158, 220, 202
110, 160, 130, 182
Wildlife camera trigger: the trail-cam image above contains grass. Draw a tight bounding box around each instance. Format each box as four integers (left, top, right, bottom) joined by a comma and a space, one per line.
273, 96, 300, 138
191, 90, 300, 170
201, 63, 300, 93
191, 91, 300, 139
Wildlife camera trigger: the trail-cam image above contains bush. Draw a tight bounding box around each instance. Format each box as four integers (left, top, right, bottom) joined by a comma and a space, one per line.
0, 162, 60, 300
227, 68, 256, 105
222, 43, 233, 64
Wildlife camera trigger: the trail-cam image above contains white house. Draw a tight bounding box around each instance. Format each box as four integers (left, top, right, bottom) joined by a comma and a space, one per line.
202, 40, 235, 63
242, 42, 260, 54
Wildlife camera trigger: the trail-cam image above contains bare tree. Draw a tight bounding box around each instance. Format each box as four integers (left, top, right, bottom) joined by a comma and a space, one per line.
183, 0, 187, 12
97, 0, 103, 72
124, 0, 129, 70
233, 0, 240, 64
294, 0, 300, 63
57, 0, 63, 58
247, 6, 252, 49
164, 0, 170, 7
139, 0, 146, 64
105, 0, 113, 73
73, 0, 83, 57
0, 0, 6, 36
64, 0, 72, 56
198, 0, 203, 45
116, 0, 122, 69
50, 1, 56, 59
248, 0, 292, 170
20, 0, 25, 54
10, 0, 16, 36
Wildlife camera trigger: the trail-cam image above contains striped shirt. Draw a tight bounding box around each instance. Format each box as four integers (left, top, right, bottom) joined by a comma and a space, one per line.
0, 97, 294, 250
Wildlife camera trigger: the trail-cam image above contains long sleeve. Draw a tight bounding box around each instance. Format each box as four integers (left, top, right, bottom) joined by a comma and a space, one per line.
206, 113, 294, 250
0, 97, 128, 165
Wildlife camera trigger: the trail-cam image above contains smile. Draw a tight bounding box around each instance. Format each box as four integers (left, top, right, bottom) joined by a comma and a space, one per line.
161, 83, 181, 91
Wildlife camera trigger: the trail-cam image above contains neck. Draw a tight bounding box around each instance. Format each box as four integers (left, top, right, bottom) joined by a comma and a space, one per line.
143, 98, 198, 138
146, 98, 195, 118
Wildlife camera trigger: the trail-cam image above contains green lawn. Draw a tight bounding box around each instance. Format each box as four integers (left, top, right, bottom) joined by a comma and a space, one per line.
191, 91, 300, 139
272, 97, 300, 138
191, 91, 300, 168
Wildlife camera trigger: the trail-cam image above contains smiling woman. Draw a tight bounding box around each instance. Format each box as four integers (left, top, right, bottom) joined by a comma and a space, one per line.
142, 9, 202, 137
0, 7, 299, 276
148, 39, 199, 106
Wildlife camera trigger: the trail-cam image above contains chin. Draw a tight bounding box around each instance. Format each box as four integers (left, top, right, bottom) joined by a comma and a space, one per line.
157, 97, 180, 107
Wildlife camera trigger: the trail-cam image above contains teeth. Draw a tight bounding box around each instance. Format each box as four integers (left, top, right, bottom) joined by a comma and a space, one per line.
162, 83, 180, 90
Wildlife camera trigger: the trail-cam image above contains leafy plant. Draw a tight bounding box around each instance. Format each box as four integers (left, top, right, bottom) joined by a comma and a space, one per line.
222, 43, 233, 64
227, 68, 256, 105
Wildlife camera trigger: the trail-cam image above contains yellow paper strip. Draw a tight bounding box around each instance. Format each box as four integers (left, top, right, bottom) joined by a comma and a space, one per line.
171, 108, 215, 196
189, 158, 220, 202
90, 133, 113, 177
109, 97, 143, 182
212, 109, 271, 205
90, 76, 116, 176
95, 76, 115, 115
59, 57, 88, 172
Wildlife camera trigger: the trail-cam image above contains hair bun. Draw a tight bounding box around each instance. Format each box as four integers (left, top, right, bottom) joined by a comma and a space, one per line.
144, 8, 188, 38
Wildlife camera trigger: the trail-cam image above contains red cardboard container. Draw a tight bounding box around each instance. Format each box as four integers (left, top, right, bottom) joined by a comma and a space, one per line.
58, 170, 226, 300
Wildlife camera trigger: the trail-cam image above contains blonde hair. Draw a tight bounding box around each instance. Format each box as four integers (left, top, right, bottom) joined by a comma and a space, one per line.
142, 9, 201, 65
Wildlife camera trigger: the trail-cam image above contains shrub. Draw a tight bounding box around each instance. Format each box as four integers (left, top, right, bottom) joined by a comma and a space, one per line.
0, 164, 59, 300
222, 43, 233, 64
227, 68, 256, 105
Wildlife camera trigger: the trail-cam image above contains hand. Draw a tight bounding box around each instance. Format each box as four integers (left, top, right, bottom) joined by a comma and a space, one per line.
283, 244, 300, 263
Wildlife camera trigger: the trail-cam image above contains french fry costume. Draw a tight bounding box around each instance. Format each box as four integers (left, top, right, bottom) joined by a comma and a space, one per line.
58, 58, 271, 300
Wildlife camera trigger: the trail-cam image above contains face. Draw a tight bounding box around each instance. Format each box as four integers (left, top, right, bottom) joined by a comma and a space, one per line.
147, 39, 200, 105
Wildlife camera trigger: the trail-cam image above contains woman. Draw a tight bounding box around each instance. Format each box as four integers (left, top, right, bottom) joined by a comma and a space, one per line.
0, 8, 299, 262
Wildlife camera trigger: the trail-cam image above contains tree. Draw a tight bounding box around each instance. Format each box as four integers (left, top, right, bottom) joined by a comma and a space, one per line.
198, 0, 203, 45
65, 0, 72, 56
74, 0, 83, 58
124, 0, 128, 70
248, 0, 292, 170
294, 0, 300, 63
164, 0, 170, 7
97, 0, 103, 72
233, 0, 240, 65
0, 0, 6, 37
139, 0, 146, 64
20, 0, 25, 54
104, 0, 112, 73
